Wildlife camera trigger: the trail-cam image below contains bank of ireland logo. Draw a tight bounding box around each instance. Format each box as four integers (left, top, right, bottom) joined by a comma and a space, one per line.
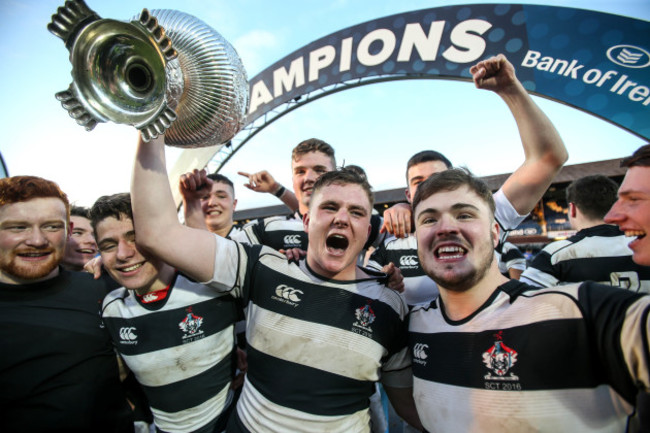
119, 326, 138, 345
272, 284, 303, 307
482, 331, 519, 381
412, 343, 429, 366
179, 306, 204, 340
283, 234, 302, 247
606, 45, 650, 69
399, 255, 419, 269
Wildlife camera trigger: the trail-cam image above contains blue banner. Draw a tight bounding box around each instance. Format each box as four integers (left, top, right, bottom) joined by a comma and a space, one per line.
246, 4, 650, 139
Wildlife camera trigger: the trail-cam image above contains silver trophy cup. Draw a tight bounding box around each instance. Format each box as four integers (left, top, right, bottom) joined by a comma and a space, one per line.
48, 0, 249, 147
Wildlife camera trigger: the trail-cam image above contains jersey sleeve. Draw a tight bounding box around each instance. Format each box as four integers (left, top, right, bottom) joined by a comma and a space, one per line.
579, 282, 650, 400
202, 234, 253, 300
520, 248, 560, 287
241, 218, 265, 245
493, 188, 528, 232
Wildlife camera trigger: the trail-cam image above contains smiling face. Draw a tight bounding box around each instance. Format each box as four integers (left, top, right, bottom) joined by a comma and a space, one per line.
0, 197, 68, 284
292, 151, 335, 214
414, 185, 499, 293
95, 215, 168, 294
63, 215, 98, 270
604, 166, 650, 265
200, 181, 237, 234
406, 160, 450, 203
304, 183, 371, 280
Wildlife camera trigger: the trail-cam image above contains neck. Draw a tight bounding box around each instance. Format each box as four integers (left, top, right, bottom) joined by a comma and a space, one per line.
573, 218, 605, 231
211, 222, 234, 238
135, 264, 176, 296
306, 254, 358, 281
438, 265, 508, 321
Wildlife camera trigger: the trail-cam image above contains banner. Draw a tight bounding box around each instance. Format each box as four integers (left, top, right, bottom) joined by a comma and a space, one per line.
246, 4, 650, 139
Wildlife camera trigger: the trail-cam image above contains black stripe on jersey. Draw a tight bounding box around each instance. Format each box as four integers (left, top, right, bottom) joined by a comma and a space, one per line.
246, 345, 374, 416
140, 352, 233, 413
554, 256, 650, 284
104, 295, 239, 356
410, 319, 603, 391
577, 281, 646, 403
249, 263, 407, 356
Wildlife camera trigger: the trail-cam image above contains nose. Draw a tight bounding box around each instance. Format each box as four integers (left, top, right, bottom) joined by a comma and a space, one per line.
81, 232, 97, 248
603, 200, 622, 224
305, 169, 319, 183
333, 208, 350, 227
436, 214, 459, 235
116, 239, 136, 261
26, 228, 48, 247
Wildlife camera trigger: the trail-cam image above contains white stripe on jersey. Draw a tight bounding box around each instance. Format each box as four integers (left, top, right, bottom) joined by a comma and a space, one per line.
413, 379, 631, 432
247, 303, 385, 381
237, 379, 371, 433
151, 385, 233, 433
123, 330, 234, 387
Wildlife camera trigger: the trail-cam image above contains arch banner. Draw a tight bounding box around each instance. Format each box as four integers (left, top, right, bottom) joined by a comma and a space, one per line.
247, 4, 650, 139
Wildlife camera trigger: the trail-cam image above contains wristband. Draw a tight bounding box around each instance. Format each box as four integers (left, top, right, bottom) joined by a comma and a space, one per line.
274, 185, 286, 198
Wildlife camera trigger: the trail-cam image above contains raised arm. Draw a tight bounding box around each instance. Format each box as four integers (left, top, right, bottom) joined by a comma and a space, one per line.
179, 169, 211, 231
131, 134, 216, 282
471, 54, 568, 215
238, 170, 299, 212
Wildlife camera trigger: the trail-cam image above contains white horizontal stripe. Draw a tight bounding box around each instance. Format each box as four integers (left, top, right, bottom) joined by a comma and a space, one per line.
151, 384, 232, 433
247, 303, 385, 381
414, 378, 631, 433
237, 379, 370, 433
123, 327, 234, 387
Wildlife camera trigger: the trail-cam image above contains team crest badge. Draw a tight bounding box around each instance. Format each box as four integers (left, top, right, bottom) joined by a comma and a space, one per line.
482, 330, 519, 380
179, 306, 204, 339
355, 303, 376, 327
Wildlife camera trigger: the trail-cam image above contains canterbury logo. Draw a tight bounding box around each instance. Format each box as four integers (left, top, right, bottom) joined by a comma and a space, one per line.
413, 343, 428, 360
283, 235, 302, 246
119, 327, 137, 341
275, 285, 303, 302
399, 255, 419, 267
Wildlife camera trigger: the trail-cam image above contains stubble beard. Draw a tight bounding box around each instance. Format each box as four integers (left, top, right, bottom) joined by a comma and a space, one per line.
430, 246, 494, 293
0, 250, 61, 282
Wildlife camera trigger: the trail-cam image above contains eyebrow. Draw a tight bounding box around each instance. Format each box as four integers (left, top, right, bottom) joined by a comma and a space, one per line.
416, 202, 480, 217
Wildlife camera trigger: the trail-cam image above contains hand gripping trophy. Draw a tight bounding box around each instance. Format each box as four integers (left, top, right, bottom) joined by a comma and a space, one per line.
48, 0, 249, 147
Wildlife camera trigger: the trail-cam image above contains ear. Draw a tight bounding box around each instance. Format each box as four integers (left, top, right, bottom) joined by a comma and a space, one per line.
232, 198, 238, 211
68, 220, 74, 238
569, 202, 577, 218
405, 188, 412, 203
303, 212, 310, 234
491, 220, 500, 248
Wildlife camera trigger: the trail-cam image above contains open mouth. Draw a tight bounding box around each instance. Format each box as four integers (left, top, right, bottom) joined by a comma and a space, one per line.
625, 230, 646, 240
435, 245, 467, 260
18, 251, 51, 259
77, 248, 96, 255
207, 209, 222, 216
119, 263, 144, 273
326, 234, 349, 253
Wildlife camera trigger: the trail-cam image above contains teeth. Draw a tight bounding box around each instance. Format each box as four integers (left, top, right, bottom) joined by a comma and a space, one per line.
121, 263, 143, 272
438, 246, 464, 253
625, 230, 645, 238
79, 249, 95, 254
21, 252, 48, 257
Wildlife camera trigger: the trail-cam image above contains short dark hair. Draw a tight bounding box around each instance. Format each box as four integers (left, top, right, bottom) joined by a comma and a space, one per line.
207, 173, 235, 196
565, 175, 618, 221
0, 175, 70, 219
89, 193, 132, 234
311, 167, 374, 208
621, 144, 650, 168
70, 205, 91, 219
412, 168, 495, 217
292, 138, 336, 167
406, 150, 453, 183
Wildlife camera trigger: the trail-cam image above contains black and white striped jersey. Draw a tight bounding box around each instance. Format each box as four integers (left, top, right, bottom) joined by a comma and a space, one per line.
520, 224, 650, 293
409, 280, 650, 433
102, 273, 239, 432
368, 189, 526, 306
206, 236, 411, 433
